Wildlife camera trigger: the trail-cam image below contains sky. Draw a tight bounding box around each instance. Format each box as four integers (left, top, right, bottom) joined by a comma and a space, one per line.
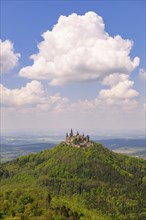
0, 0, 146, 136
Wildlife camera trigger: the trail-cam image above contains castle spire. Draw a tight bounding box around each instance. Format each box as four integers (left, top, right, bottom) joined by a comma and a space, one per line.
86, 135, 90, 142
70, 129, 73, 137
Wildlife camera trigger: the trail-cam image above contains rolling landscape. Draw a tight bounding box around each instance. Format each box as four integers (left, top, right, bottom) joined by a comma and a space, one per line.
1, 135, 145, 163
0, 140, 146, 220
1, 1, 145, 220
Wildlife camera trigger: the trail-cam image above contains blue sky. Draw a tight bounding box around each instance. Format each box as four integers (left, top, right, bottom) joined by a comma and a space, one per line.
1, 0, 145, 135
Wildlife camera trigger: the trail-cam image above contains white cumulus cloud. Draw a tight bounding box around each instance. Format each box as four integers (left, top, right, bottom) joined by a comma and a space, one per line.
98, 79, 139, 109
74, 73, 139, 110
0, 39, 20, 73
70, 80, 139, 112
139, 68, 146, 80
19, 11, 139, 85
0, 81, 69, 110
1, 79, 138, 113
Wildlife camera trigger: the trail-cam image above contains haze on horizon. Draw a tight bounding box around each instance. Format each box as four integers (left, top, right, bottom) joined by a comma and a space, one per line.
0, 1, 145, 137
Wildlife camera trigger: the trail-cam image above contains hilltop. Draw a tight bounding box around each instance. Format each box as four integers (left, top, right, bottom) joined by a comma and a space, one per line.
0, 141, 146, 220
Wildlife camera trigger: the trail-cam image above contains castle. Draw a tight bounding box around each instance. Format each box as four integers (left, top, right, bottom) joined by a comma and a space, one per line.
65, 129, 93, 148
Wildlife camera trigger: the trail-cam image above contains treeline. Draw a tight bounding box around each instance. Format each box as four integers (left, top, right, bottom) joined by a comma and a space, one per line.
0, 142, 146, 219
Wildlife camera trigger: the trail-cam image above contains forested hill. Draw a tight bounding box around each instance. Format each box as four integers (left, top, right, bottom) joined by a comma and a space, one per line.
0, 142, 146, 220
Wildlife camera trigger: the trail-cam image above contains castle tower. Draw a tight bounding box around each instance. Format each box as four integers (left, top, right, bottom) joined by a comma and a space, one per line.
70, 129, 73, 137
86, 135, 90, 142
66, 133, 68, 142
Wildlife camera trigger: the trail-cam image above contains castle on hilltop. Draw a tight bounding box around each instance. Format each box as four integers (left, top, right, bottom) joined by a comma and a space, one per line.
65, 129, 93, 148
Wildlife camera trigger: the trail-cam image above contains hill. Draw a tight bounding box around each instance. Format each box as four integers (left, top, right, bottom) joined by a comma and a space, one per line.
0, 142, 146, 220
96, 139, 146, 159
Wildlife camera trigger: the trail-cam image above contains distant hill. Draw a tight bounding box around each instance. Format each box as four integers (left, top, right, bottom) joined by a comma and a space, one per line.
0, 142, 56, 163
1, 137, 145, 163
96, 139, 146, 159
96, 138, 145, 149
0, 142, 146, 220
